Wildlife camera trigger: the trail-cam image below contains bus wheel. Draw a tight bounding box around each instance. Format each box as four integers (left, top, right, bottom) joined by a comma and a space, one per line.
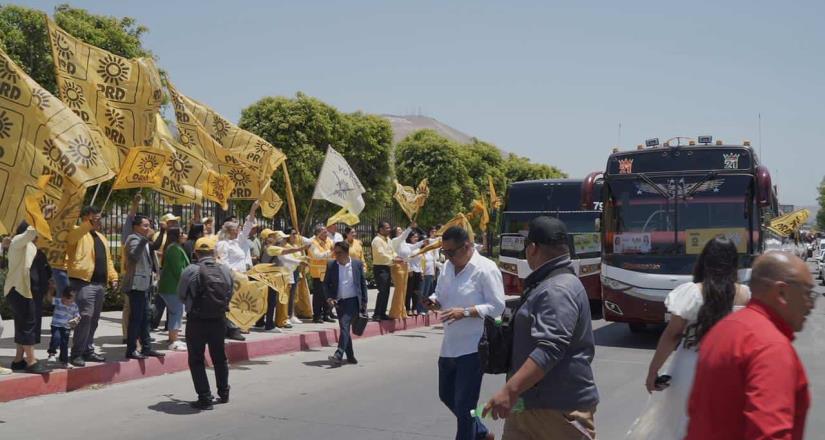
628, 323, 646, 333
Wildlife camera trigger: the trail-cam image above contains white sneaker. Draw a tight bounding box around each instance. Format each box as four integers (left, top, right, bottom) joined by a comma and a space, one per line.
168, 341, 187, 351
290, 316, 303, 325
0, 366, 12, 375
47, 355, 56, 363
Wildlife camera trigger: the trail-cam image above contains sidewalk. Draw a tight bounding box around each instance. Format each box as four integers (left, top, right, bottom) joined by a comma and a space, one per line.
0, 289, 435, 403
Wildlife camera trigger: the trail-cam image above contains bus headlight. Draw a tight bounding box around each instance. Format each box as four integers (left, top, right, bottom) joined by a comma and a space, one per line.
601, 276, 631, 291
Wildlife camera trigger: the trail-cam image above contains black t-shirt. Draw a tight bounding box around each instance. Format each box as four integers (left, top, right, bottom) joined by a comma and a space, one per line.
29, 250, 52, 295
90, 231, 108, 284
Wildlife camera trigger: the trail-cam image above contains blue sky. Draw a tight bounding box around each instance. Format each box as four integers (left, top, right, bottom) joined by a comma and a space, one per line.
28, 0, 825, 205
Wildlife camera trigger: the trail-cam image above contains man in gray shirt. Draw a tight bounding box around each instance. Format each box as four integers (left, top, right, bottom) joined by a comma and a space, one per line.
484, 216, 599, 439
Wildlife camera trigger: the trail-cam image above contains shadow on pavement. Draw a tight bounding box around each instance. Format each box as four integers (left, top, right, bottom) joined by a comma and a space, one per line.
148, 395, 201, 415
301, 359, 341, 369
594, 322, 661, 350
230, 359, 271, 371
393, 334, 426, 338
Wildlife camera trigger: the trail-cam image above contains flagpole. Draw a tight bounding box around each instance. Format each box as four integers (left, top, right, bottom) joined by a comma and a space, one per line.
89, 183, 102, 206
100, 185, 115, 212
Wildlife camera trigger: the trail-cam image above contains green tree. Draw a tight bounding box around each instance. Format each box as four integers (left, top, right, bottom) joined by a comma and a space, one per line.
0, 4, 151, 96
502, 152, 566, 182
395, 130, 472, 226
817, 176, 825, 231
239, 93, 393, 223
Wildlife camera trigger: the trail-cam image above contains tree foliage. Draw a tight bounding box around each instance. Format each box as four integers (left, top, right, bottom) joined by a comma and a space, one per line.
239, 92, 393, 223
394, 130, 566, 225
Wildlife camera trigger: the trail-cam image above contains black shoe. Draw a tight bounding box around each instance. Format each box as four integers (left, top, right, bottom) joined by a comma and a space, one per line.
70, 357, 86, 367
371, 315, 381, 322
142, 350, 166, 358
190, 398, 214, 410
25, 361, 52, 374
264, 324, 276, 331
10, 360, 26, 371
227, 332, 246, 341
323, 317, 336, 323
216, 391, 229, 404
83, 353, 105, 362
149, 337, 157, 343
312, 319, 323, 324
126, 351, 147, 360
328, 354, 343, 366
347, 357, 358, 365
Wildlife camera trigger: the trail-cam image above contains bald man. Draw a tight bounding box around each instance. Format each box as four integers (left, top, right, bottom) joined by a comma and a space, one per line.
687, 252, 815, 440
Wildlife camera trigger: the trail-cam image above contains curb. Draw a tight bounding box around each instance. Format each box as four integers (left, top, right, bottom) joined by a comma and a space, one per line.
0, 313, 434, 403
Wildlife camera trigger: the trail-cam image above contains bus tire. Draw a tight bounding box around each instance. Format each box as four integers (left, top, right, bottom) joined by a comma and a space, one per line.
628, 323, 646, 333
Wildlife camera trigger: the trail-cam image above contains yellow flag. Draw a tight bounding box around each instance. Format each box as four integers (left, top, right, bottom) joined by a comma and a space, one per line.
393, 178, 429, 220
46, 19, 163, 171
436, 213, 475, 243
153, 114, 204, 204
203, 169, 234, 210
23, 175, 53, 241
260, 184, 284, 218
38, 183, 86, 268
173, 92, 286, 173
767, 209, 810, 237
226, 271, 268, 332
468, 197, 490, 232
246, 264, 293, 303
488, 176, 501, 210
326, 207, 360, 226
0, 48, 114, 234
112, 146, 171, 190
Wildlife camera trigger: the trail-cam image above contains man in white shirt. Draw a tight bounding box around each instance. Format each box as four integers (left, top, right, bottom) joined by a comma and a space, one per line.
326, 222, 344, 244
426, 226, 505, 440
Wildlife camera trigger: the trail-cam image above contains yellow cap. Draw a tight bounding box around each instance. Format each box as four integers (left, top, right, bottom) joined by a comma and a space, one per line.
160, 213, 180, 223
260, 228, 275, 239
194, 236, 217, 252
272, 230, 289, 240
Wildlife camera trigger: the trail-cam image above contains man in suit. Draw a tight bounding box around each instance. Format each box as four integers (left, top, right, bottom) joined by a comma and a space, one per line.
324, 241, 369, 365
122, 215, 165, 360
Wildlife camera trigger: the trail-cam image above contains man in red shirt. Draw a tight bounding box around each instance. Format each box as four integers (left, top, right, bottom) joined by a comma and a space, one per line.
686, 252, 815, 440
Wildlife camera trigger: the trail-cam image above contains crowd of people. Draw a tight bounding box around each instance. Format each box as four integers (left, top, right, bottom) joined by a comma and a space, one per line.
0, 201, 817, 438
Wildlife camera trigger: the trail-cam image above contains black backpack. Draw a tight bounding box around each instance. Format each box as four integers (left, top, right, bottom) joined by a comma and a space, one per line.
479, 265, 575, 375
191, 260, 231, 319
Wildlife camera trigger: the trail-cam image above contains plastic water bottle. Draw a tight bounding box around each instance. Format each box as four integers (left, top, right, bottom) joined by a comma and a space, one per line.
470, 398, 525, 419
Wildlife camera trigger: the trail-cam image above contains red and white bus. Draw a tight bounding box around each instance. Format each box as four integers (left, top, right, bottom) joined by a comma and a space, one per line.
498, 179, 603, 310
582, 138, 777, 331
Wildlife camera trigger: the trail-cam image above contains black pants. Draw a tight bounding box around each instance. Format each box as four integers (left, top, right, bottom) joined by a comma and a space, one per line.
335, 297, 359, 360
126, 290, 152, 354
187, 317, 229, 399
311, 278, 329, 320
406, 272, 422, 313
264, 287, 277, 328
372, 265, 391, 319
151, 291, 167, 330
7, 288, 36, 346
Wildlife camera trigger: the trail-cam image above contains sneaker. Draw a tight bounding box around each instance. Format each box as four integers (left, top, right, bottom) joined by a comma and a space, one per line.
168, 341, 187, 351
290, 316, 302, 325
190, 398, 214, 410
0, 366, 12, 375
328, 354, 343, 366
47, 355, 57, 363
83, 352, 105, 362
279, 323, 293, 329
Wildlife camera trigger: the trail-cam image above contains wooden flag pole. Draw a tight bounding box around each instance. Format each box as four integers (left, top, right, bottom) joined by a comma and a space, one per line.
89, 183, 102, 206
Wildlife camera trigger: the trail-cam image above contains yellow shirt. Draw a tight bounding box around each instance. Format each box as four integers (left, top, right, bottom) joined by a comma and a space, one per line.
349, 239, 364, 262
66, 222, 118, 283
371, 235, 394, 266
308, 236, 333, 279
4, 227, 37, 298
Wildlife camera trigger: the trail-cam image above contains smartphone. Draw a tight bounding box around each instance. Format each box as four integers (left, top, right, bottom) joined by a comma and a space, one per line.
654, 374, 672, 390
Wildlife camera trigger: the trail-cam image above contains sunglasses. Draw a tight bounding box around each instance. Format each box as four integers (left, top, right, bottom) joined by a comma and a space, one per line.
442, 244, 467, 259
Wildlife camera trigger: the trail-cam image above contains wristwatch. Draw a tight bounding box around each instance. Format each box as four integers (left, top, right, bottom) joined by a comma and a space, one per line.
463, 308, 471, 318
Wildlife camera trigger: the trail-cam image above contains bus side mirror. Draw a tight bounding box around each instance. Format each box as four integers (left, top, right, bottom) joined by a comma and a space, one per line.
595, 218, 601, 232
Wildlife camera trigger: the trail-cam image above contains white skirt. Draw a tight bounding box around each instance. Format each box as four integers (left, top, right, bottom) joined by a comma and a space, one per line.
625, 346, 698, 440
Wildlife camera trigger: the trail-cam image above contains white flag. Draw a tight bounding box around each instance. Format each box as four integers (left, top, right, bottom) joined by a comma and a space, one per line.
312, 146, 366, 214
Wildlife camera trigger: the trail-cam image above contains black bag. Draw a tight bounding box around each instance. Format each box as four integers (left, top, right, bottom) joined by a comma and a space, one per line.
352, 314, 369, 336
191, 260, 231, 319
479, 265, 575, 375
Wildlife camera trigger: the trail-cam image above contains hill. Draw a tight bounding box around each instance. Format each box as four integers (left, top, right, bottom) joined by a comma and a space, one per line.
383, 115, 474, 145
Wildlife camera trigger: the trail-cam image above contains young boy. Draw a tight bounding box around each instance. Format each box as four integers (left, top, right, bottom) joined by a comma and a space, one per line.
47, 289, 80, 366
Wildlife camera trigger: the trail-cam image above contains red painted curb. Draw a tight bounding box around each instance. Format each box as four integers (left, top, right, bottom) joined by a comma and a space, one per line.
0, 313, 434, 403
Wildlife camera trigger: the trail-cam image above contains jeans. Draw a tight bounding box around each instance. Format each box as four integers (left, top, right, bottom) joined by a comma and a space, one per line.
70, 280, 106, 359
48, 326, 70, 362
160, 293, 184, 331
438, 353, 489, 440
334, 297, 359, 360
372, 265, 391, 318
151, 291, 167, 330
52, 269, 69, 296
187, 317, 229, 399
419, 275, 435, 313
126, 290, 152, 354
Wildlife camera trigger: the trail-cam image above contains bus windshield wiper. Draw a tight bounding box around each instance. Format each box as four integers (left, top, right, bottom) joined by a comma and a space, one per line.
683, 171, 717, 199
637, 173, 670, 199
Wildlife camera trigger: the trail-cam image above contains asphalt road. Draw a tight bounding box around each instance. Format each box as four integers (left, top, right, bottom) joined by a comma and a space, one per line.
1, 263, 823, 439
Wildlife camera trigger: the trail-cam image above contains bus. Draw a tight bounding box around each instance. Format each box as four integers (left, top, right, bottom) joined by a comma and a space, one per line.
582, 138, 777, 331
498, 179, 603, 309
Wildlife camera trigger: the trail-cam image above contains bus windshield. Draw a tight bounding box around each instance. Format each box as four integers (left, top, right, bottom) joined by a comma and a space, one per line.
605, 174, 752, 256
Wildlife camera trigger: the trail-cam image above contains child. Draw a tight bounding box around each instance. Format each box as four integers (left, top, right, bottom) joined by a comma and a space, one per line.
47, 288, 80, 366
